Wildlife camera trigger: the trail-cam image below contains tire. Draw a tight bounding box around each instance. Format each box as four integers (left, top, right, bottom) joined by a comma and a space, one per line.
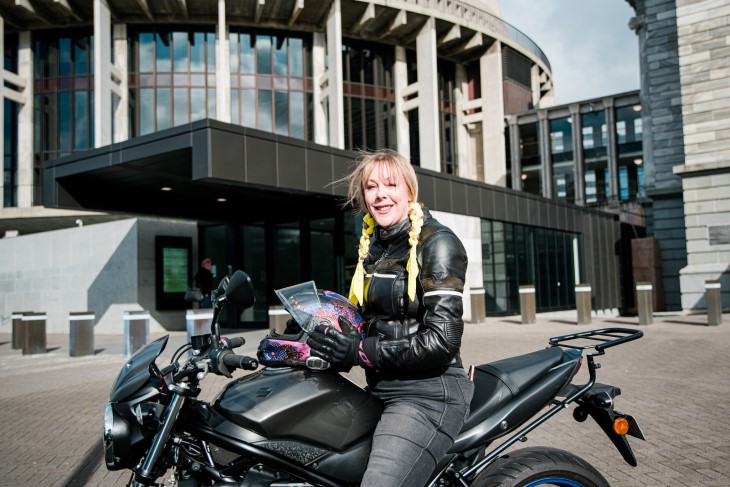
472, 447, 610, 487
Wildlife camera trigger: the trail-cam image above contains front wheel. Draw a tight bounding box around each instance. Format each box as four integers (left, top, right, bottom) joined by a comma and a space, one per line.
472, 447, 610, 487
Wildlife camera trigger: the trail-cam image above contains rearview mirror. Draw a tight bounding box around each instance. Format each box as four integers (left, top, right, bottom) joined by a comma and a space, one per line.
225, 270, 255, 309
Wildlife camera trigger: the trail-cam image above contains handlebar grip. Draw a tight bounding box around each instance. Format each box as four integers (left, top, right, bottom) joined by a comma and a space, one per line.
220, 336, 245, 349
222, 352, 259, 371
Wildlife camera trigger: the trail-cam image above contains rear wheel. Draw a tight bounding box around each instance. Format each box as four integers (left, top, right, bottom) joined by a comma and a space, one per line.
472, 447, 610, 487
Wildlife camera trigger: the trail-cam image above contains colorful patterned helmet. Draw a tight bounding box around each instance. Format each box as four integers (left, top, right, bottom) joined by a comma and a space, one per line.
257, 283, 365, 370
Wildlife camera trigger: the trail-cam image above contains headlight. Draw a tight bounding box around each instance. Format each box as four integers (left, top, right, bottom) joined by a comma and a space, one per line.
103, 402, 132, 470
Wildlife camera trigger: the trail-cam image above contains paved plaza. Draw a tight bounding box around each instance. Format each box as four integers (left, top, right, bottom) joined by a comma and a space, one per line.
0, 312, 728, 486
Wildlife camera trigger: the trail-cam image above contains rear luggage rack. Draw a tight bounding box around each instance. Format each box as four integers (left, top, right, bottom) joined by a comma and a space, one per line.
549, 328, 643, 354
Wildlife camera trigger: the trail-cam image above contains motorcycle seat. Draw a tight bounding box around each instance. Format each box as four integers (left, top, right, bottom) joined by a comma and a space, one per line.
464, 347, 564, 431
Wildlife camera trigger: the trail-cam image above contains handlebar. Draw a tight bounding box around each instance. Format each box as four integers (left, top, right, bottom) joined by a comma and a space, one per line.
220, 336, 245, 349
222, 352, 259, 371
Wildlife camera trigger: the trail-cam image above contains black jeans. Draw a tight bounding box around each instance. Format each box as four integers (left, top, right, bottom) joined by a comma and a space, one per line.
362, 367, 474, 487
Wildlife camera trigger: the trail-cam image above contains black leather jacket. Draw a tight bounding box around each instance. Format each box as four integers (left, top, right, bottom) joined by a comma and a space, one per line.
360, 207, 468, 379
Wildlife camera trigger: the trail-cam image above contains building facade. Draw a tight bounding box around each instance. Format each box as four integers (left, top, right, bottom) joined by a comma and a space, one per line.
1, 0, 631, 332
627, 0, 730, 311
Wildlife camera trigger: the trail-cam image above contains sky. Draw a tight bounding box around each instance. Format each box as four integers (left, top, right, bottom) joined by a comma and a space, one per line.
499, 1, 641, 106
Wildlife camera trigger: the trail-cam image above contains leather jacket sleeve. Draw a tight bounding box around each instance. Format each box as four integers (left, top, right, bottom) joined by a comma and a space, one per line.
367, 228, 467, 371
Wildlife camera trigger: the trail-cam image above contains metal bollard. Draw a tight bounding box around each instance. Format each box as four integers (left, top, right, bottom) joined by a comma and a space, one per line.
636, 281, 654, 325
706, 280, 722, 326
69, 312, 95, 357
268, 306, 290, 334
21, 312, 47, 355
519, 285, 536, 324
11, 311, 32, 350
469, 288, 487, 323
123, 311, 150, 359
575, 284, 592, 325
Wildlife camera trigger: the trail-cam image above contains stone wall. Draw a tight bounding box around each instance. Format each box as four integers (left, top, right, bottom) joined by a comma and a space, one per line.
674, 0, 730, 310
630, 0, 688, 310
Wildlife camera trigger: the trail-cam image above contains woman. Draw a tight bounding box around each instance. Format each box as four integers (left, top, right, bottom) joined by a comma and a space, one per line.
307, 149, 474, 486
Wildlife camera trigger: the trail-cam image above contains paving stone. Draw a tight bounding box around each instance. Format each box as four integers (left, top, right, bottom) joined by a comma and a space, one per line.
0, 314, 728, 486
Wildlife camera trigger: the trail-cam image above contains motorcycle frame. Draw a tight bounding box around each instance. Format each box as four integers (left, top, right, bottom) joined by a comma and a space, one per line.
452, 328, 643, 485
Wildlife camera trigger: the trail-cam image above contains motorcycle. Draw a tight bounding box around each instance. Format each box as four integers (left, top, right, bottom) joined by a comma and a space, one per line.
104, 270, 645, 487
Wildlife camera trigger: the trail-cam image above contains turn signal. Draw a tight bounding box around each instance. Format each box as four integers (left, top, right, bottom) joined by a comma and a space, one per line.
613, 417, 630, 435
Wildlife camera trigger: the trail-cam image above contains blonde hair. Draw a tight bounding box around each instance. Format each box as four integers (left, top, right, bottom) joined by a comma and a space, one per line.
345, 150, 423, 306
342, 149, 419, 214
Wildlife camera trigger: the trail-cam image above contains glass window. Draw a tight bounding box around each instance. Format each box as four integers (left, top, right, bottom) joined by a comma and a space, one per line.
139, 33, 155, 72
191, 88, 206, 122
59, 92, 72, 154
157, 88, 171, 130
206, 33, 216, 71
240, 34, 255, 74
351, 97, 362, 148
230, 89, 240, 125
274, 37, 287, 76
258, 89, 272, 131
256, 36, 271, 75
73, 38, 88, 75
59, 38, 71, 77
242, 90, 255, 128
275, 91, 288, 135
582, 111, 609, 204
207, 88, 216, 119
550, 117, 574, 202
140, 88, 154, 134
190, 32, 205, 72
174, 88, 188, 126
172, 32, 188, 73
229, 33, 239, 74
156, 32, 171, 72
290, 91, 304, 139
289, 38, 303, 77
74, 91, 88, 149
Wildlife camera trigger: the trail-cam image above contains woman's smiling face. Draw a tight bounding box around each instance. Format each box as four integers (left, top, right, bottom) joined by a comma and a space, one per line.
363, 163, 412, 228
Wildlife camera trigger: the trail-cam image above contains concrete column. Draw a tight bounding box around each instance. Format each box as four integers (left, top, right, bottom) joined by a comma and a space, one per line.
508, 115, 522, 190
604, 97, 619, 203
215, 0, 231, 123
530, 65, 540, 108
113, 24, 129, 143
454, 64, 470, 180
538, 110, 552, 199
416, 17, 440, 172
393, 45, 410, 159
93, 0, 112, 148
480, 40, 506, 186
326, 0, 344, 149
570, 104, 585, 204
312, 32, 328, 146
17, 31, 33, 207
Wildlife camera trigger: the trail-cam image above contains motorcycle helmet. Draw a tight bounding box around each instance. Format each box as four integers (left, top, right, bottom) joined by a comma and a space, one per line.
257, 282, 366, 370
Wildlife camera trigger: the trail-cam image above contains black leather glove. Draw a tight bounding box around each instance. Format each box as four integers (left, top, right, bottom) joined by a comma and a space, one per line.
307, 320, 362, 368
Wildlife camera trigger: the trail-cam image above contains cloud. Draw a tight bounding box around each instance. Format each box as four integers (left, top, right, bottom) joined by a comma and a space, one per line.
500, 0, 640, 105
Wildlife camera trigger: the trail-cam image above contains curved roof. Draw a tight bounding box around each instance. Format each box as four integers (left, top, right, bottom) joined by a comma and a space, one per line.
0, 0, 550, 72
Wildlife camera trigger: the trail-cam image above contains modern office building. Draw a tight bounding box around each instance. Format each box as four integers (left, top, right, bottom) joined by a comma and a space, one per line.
2, 0, 633, 332
505, 90, 647, 312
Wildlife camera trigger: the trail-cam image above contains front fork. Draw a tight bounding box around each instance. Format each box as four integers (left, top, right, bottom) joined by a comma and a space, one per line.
134, 392, 186, 486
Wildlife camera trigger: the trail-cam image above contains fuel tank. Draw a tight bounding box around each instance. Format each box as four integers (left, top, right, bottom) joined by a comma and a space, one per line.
212, 367, 383, 451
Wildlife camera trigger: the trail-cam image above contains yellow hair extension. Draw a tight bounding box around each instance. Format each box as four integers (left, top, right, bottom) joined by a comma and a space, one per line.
348, 213, 375, 306
406, 202, 424, 301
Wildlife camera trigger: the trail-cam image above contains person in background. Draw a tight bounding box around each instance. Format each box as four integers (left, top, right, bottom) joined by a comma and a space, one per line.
195, 258, 214, 308
307, 149, 474, 486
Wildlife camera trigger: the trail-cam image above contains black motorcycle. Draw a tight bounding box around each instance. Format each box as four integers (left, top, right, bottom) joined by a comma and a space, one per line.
104, 270, 645, 487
